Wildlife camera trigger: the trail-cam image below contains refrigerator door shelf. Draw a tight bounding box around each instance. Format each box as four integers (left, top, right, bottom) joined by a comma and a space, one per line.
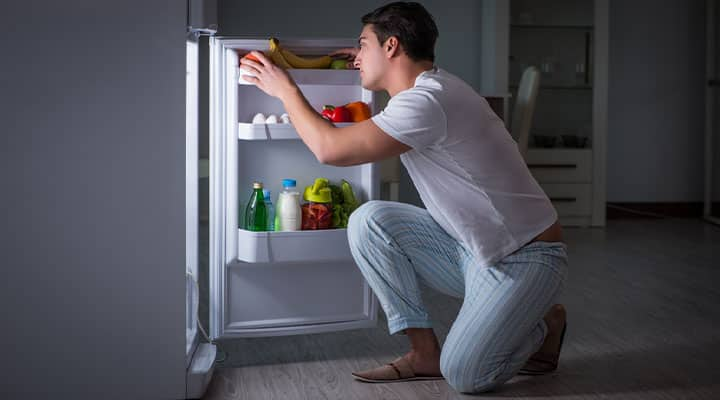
238, 67, 361, 86
238, 122, 352, 140
223, 259, 376, 337
237, 227, 351, 263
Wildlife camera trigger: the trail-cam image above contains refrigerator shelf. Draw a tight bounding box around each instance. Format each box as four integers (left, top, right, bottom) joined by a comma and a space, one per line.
238, 68, 361, 86
238, 122, 352, 140
237, 228, 352, 263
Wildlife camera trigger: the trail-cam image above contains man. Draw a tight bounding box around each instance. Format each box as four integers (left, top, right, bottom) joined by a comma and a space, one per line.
240, 2, 568, 393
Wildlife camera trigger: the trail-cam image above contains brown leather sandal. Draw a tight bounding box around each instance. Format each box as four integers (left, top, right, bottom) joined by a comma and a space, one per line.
518, 322, 567, 376
351, 357, 444, 383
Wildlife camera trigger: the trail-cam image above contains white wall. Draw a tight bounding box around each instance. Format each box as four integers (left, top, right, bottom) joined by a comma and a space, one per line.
608, 0, 706, 202
481, 1, 510, 94
0, 1, 187, 399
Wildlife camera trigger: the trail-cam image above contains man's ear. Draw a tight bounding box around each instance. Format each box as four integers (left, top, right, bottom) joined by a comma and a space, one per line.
384, 36, 400, 58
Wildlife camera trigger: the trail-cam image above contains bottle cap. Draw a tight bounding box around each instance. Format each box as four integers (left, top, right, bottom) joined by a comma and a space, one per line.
253, 182, 263, 189
303, 177, 332, 203
262, 189, 271, 199
282, 179, 297, 188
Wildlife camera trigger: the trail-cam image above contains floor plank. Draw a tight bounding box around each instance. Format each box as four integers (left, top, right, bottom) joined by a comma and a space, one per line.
201, 219, 720, 399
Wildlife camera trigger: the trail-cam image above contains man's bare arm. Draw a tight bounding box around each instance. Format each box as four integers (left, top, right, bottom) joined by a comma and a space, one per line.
240, 50, 410, 166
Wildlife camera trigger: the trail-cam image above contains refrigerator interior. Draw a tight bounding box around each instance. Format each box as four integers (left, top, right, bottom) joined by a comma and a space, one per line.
210, 38, 379, 339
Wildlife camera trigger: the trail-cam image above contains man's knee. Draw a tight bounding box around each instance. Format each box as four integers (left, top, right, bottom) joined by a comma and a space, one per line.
440, 351, 505, 394
347, 200, 385, 245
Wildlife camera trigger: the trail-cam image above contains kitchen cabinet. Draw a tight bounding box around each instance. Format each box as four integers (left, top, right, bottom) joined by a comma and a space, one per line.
510, 0, 607, 226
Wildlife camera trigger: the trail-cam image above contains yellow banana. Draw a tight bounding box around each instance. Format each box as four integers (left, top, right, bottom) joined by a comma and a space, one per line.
268, 38, 292, 69
280, 48, 332, 69
269, 37, 332, 69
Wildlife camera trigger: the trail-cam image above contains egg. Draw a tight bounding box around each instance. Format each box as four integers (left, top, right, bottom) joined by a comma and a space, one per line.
265, 114, 279, 124
251, 113, 265, 124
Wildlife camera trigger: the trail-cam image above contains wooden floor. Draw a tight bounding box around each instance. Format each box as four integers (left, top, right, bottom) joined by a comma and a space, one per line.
201, 219, 720, 399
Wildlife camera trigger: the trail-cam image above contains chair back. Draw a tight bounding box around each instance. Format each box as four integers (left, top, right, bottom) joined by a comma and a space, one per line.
510, 66, 541, 160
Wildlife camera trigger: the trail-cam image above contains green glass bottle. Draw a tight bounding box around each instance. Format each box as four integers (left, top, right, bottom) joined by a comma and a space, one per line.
244, 182, 267, 231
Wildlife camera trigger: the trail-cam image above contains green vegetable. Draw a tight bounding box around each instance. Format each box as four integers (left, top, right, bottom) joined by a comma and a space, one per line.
341, 180, 358, 212
332, 204, 343, 227
325, 179, 360, 228
329, 184, 343, 205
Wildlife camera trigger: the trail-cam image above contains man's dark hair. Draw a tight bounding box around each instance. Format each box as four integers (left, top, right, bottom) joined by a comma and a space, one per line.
361, 2, 439, 63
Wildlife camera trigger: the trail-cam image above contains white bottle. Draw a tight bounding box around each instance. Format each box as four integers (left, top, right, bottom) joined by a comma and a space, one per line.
275, 179, 302, 231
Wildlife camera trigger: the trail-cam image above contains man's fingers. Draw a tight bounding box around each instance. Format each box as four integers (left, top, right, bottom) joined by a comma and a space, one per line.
241, 75, 267, 93
240, 58, 263, 71
240, 74, 258, 84
250, 50, 273, 67
239, 58, 262, 74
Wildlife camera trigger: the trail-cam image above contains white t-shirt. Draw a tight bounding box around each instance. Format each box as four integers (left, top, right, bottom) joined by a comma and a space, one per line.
372, 67, 558, 267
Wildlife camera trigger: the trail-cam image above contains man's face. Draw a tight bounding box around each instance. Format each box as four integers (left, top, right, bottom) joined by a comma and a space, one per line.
356, 25, 389, 91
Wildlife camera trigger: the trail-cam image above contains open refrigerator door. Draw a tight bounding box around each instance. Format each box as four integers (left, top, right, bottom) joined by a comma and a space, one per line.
186, 36, 217, 399
209, 37, 379, 340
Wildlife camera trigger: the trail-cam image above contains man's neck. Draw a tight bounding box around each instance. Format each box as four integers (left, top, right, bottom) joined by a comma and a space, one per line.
385, 60, 435, 97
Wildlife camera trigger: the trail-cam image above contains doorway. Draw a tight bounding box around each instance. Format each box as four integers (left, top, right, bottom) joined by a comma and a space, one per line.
706, 0, 720, 224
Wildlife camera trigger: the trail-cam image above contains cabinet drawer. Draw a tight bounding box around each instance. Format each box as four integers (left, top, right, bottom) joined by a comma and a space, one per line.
541, 183, 592, 216
527, 149, 592, 183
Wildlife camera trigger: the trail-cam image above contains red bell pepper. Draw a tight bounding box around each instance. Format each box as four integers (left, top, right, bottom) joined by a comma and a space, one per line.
321, 105, 352, 123
301, 203, 333, 230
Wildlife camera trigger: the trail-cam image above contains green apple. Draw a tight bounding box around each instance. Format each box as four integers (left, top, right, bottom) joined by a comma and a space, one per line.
330, 59, 348, 70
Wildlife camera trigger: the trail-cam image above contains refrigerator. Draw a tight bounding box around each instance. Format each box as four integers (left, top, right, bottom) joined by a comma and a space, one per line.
5, 1, 382, 398
183, 35, 381, 397
207, 37, 380, 340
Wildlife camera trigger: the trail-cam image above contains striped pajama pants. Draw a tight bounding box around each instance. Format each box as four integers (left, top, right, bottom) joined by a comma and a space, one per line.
347, 201, 568, 393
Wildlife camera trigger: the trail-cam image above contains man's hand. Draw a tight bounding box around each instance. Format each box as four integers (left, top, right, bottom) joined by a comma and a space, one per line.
329, 48, 360, 69
239, 50, 299, 101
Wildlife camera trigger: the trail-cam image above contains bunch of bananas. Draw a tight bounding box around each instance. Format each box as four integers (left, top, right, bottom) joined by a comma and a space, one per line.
268, 37, 333, 69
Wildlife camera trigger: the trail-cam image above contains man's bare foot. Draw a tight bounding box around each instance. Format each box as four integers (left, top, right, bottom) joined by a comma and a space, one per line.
537, 304, 566, 355
404, 349, 442, 377
351, 328, 442, 382
404, 328, 442, 376
519, 304, 567, 375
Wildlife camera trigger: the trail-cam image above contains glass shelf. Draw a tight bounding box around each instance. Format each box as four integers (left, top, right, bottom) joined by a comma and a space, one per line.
238, 122, 353, 140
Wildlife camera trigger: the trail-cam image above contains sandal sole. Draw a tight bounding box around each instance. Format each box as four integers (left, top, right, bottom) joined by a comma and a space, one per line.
352, 374, 445, 383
